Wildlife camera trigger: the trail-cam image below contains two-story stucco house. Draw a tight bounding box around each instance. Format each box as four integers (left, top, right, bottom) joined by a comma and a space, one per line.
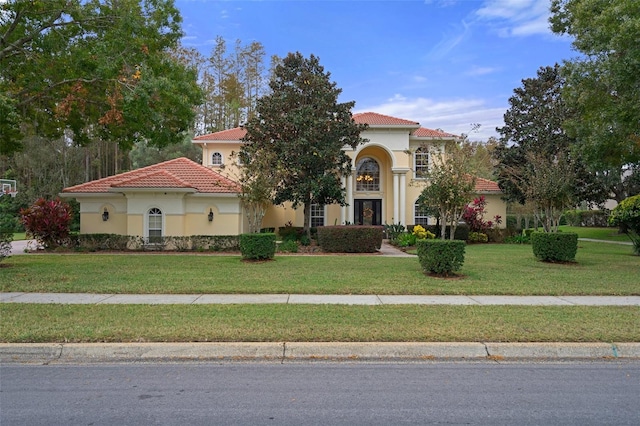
62, 112, 505, 239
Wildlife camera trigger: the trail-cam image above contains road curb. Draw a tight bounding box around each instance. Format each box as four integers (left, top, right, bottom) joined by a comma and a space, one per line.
2, 342, 639, 364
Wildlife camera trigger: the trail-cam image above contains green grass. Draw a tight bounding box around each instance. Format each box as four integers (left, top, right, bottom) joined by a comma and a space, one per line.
6, 232, 27, 241
2, 241, 638, 295
1, 304, 637, 343
2, 241, 638, 344
558, 226, 631, 242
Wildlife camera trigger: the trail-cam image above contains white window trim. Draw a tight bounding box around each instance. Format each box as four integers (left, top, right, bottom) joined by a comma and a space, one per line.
211, 152, 224, 167
310, 204, 326, 228
145, 207, 164, 243
414, 147, 430, 180
355, 157, 381, 192
414, 200, 430, 226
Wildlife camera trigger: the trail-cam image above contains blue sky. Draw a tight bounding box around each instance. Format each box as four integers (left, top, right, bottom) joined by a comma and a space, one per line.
176, 0, 577, 140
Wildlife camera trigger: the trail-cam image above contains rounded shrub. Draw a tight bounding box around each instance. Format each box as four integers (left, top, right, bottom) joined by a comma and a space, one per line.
531, 232, 578, 262
240, 233, 276, 260
416, 239, 466, 276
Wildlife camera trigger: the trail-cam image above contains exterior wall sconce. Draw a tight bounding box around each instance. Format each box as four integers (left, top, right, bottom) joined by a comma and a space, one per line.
208, 208, 214, 222
102, 208, 109, 221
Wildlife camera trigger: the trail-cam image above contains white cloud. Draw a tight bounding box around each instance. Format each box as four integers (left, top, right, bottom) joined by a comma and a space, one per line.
428, 20, 471, 59
476, 0, 552, 37
356, 95, 505, 141
465, 66, 499, 76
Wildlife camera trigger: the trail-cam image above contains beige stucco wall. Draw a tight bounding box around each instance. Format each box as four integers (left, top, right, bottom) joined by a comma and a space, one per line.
68, 126, 505, 237
68, 192, 242, 237
480, 193, 507, 227
199, 142, 243, 182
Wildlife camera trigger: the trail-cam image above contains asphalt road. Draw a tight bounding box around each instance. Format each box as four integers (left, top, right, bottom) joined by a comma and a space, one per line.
2, 361, 639, 425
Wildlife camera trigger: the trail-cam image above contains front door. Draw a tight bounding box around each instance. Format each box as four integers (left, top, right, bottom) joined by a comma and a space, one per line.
354, 199, 382, 226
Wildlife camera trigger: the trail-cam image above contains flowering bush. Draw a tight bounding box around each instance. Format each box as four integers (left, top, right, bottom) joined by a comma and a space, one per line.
462, 196, 491, 233
412, 224, 435, 240
20, 198, 73, 249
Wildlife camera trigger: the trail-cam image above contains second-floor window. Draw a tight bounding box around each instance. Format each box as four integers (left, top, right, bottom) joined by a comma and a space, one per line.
212, 152, 223, 166
356, 157, 380, 191
414, 147, 429, 178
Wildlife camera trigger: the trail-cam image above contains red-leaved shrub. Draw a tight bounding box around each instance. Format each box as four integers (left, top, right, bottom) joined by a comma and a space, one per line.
20, 198, 73, 248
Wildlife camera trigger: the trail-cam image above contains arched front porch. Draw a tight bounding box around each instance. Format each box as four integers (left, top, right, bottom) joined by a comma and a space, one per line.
342, 145, 409, 226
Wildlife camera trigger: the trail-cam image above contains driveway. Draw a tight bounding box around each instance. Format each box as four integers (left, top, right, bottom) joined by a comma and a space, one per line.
8, 239, 39, 255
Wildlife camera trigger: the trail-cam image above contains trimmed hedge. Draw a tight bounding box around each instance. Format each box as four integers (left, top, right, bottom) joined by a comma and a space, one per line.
240, 233, 276, 260
191, 235, 240, 252
74, 233, 134, 251
531, 232, 578, 262
563, 210, 609, 227
316, 226, 383, 253
416, 239, 466, 276
71, 234, 240, 252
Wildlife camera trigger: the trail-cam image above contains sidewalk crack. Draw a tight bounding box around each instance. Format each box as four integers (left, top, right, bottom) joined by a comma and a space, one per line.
482, 342, 502, 363
281, 342, 287, 364
43, 344, 64, 365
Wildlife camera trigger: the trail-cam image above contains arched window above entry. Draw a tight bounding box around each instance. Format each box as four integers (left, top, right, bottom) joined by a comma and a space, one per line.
356, 157, 380, 191
211, 152, 223, 166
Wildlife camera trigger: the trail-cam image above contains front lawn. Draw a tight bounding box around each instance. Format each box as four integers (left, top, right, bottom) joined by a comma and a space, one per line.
1, 241, 638, 295
1, 304, 638, 343
558, 226, 631, 243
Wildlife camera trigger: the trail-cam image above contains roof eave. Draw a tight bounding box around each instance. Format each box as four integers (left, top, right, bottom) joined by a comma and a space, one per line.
190, 192, 240, 197
59, 192, 122, 197
108, 187, 197, 193
364, 124, 421, 131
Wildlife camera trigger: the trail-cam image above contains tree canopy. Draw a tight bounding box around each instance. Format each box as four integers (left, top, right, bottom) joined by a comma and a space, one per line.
417, 142, 477, 240
608, 195, 640, 255
0, 0, 202, 155
494, 65, 606, 223
242, 52, 367, 235
550, 0, 640, 200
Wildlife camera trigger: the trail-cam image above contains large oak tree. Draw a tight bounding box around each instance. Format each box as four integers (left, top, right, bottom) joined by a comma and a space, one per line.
494, 65, 606, 230
0, 0, 202, 155
550, 0, 640, 201
242, 52, 367, 236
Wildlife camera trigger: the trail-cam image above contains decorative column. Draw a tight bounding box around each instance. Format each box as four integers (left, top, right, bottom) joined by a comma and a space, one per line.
392, 168, 410, 225
340, 175, 347, 224
399, 173, 407, 225
393, 173, 400, 223
346, 169, 354, 224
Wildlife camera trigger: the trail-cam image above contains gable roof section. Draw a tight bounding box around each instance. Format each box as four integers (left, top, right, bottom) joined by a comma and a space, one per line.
112, 170, 193, 189
63, 157, 240, 194
474, 177, 501, 193
192, 113, 459, 142
413, 127, 458, 138
193, 127, 247, 141
353, 112, 420, 127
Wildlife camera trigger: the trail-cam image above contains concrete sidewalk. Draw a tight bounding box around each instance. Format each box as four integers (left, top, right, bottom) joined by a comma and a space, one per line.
2, 292, 640, 305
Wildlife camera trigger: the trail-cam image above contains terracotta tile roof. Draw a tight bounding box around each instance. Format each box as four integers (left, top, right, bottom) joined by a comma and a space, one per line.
413, 127, 458, 138
353, 112, 420, 127
112, 170, 193, 189
474, 177, 501, 192
193, 127, 247, 141
63, 157, 240, 194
